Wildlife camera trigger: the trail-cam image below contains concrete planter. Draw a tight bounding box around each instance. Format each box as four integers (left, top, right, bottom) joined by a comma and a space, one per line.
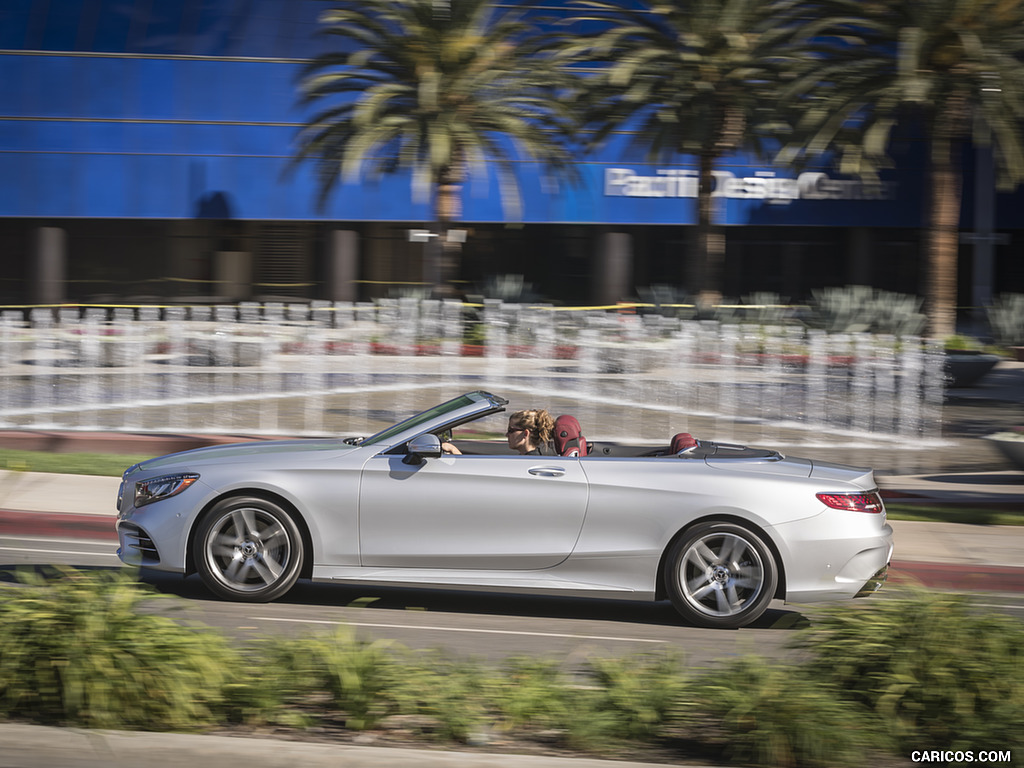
944, 352, 1001, 388
985, 433, 1024, 471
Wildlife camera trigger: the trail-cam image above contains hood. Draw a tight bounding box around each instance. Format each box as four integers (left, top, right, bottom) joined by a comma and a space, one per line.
124, 438, 353, 476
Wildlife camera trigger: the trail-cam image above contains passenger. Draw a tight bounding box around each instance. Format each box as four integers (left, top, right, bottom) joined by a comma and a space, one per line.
505, 409, 555, 455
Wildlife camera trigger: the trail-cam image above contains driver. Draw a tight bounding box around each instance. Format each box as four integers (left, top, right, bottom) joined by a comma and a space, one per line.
441, 408, 556, 455
504, 409, 555, 455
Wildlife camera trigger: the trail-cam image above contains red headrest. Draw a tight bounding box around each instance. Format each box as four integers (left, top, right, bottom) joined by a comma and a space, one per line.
671, 433, 698, 454
554, 415, 588, 457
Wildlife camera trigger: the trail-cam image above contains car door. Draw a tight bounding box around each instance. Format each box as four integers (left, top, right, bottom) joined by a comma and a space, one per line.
358, 453, 589, 569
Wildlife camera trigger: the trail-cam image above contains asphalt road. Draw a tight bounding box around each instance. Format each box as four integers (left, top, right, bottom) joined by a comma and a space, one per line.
4, 528, 1023, 672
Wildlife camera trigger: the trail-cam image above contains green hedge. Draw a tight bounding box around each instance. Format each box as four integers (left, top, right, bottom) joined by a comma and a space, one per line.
0, 567, 242, 729
793, 590, 1024, 753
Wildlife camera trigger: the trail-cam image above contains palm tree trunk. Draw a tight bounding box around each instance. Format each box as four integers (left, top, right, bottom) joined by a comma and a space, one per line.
432, 165, 464, 298
925, 134, 963, 339
695, 149, 725, 305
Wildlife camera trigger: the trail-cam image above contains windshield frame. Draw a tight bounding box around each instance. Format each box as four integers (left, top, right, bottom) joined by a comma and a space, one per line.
360, 391, 508, 448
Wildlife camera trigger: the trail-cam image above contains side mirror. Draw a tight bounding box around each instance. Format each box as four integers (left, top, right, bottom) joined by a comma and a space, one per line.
403, 433, 443, 465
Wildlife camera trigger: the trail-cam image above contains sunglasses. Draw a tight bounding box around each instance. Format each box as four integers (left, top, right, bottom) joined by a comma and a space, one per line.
506, 426, 526, 435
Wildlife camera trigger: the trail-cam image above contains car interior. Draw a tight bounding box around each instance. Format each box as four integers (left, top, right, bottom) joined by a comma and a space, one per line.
427, 411, 711, 458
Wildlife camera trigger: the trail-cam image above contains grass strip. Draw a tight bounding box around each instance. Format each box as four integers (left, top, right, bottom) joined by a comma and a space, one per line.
0, 449, 155, 477
884, 502, 1024, 526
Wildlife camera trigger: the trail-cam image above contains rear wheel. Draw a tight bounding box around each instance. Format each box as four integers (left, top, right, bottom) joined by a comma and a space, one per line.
665, 521, 777, 629
194, 497, 303, 602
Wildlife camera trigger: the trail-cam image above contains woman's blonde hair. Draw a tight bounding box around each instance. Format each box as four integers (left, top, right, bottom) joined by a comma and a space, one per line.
510, 409, 555, 447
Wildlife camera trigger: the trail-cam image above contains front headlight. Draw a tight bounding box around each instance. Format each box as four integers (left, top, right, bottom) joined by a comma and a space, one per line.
134, 473, 200, 508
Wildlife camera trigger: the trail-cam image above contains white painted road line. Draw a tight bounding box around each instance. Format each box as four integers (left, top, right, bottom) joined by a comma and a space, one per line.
0, 546, 117, 557
0, 536, 111, 546
254, 616, 667, 644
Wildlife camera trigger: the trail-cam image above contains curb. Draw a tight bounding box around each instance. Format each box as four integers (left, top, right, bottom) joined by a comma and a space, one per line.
0, 509, 117, 540
889, 560, 1024, 593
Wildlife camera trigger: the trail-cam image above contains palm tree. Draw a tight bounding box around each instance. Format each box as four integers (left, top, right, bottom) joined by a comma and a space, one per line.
780, 0, 1024, 338
556, 0, 803, 304
294, 0, 578, 295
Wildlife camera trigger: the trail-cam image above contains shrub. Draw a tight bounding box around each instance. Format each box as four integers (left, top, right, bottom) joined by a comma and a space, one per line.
489, 657, 575, 732
267, 626, 397, 730
793, 591, 1024, 752
987, 293, 1024, 346
388, 651, 490, 741
485, 654, 688, 749
807, 285, 926, 335
485, 657, 614, 749
692, 656, 874, 768
0, 567, 242, 730
585, 654, 688, 741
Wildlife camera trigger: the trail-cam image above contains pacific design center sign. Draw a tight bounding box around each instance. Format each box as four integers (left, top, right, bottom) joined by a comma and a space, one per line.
603, 167, 897, 203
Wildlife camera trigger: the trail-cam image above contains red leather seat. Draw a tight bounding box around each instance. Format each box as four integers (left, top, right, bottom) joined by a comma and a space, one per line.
670, 432, 698, 454
554, 415, 589, 457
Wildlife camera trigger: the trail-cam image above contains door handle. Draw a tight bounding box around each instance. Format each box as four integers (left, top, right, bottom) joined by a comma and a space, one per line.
528, 467, 566, 477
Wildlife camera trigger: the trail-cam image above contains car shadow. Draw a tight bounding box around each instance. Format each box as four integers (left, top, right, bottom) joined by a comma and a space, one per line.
137, 571, 811, 631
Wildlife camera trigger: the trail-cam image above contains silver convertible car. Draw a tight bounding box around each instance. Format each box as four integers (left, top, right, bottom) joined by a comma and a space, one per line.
116, 391, 893, 629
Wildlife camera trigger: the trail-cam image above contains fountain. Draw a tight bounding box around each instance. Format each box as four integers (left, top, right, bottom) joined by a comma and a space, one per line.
0, 301, 947, 469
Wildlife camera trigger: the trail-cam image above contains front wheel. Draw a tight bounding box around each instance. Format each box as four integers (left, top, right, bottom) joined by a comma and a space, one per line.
665, 521, 778, 629
194, 496, 304, 602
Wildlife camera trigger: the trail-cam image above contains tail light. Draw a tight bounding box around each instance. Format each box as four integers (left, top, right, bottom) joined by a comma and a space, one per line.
816, 491, 884, 513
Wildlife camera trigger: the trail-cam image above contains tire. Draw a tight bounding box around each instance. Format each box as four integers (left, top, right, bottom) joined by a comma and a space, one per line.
664, 521, 778, 629
194, 496, 304, 602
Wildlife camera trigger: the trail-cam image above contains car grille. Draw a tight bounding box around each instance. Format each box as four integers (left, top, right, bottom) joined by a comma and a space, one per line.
120, 522, 160, 565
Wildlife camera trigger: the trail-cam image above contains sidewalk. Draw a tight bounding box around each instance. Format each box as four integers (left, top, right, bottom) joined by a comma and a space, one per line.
0, 722, 695, 768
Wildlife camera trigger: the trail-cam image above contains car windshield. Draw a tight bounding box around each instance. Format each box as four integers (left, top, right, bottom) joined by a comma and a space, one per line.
360, 392, 500, 447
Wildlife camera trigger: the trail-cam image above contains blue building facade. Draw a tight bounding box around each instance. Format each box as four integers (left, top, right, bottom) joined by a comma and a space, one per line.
1, 0, 1020, 306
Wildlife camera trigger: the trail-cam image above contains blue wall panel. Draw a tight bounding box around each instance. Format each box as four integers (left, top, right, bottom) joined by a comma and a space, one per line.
82, 57, 133, 118
31, 121, 75, 153
0, 154, 24, 214
140, 155, 191, 218
135, 59, 181, 121
130, 121, 179, 155
80, 154, 127, 216
86, 120, 128, 154
33, 57, 83, 117
24, 155, 74, 216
